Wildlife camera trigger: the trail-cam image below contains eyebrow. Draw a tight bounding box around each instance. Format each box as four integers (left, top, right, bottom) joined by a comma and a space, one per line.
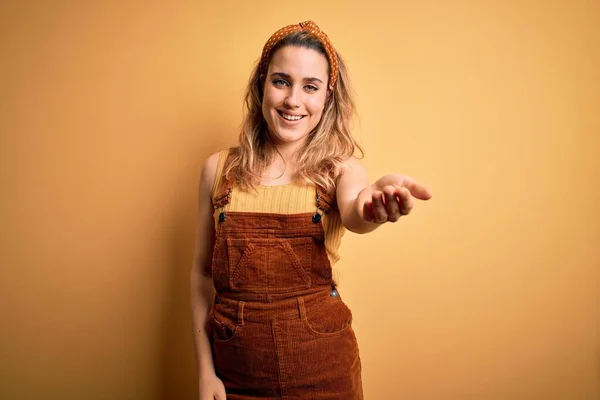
270, 72, 324, 84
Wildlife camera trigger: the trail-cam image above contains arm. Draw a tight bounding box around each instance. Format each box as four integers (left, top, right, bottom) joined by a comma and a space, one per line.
336, 157, 432, 234
190, 152, 226, 399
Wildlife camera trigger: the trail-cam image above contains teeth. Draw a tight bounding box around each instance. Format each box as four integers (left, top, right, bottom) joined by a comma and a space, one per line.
280, 112, 303, 121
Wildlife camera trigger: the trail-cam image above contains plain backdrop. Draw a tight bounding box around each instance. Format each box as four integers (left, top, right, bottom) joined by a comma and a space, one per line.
1, 1, 598, 399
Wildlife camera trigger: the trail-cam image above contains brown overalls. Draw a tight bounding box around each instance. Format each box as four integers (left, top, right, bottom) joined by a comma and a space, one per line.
207, 159, 363, 400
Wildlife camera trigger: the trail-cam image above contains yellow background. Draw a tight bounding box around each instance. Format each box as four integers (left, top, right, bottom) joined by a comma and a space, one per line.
1, 1, 598, 399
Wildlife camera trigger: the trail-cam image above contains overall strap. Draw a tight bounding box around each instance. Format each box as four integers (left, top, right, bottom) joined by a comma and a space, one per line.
316, 185, 335, 214
312, 184, 336, 224
212, 149, 236, 210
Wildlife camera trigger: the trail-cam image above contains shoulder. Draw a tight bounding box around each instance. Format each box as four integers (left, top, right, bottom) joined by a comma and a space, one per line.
200, 151, 224, 194
338, 156, 367, 179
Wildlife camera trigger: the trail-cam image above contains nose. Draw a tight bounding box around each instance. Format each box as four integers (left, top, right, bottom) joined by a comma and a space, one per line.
284, 87, 301, 108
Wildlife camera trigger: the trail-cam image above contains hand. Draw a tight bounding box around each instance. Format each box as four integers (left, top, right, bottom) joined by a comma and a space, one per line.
199, 374, 227, 400
360, 174, 432, 223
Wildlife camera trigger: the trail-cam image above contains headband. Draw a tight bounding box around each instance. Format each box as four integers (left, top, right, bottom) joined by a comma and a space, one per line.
258, 20, 339, 89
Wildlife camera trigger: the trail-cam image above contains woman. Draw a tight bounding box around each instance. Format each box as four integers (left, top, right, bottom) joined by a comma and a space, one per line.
190, 20, 432, 400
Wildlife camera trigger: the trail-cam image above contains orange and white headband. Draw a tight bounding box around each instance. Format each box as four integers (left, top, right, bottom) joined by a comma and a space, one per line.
258, 20, 339, 89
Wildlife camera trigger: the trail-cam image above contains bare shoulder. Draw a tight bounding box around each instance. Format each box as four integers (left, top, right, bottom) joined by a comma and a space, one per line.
339, 156, 367, 178
336, 156, 369, 199
200, 151, 222, 193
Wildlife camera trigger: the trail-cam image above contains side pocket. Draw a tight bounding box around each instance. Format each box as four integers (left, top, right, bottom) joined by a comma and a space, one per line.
210, 306, 247, 380
303, 298, 353, 337
210, 309, 240, 343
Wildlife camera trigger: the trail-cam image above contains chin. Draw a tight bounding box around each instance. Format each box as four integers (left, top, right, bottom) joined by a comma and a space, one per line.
268, 125, 307, 141
273, 132, 308, 144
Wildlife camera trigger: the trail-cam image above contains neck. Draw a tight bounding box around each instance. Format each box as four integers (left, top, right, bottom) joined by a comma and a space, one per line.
270, 141, 301, 164
261, 142, 302, 184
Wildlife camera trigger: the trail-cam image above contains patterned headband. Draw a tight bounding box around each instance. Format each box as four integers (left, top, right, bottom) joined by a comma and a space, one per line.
258, 20, 339, 89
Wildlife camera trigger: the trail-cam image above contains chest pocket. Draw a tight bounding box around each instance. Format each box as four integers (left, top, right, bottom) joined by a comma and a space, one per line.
227, 237, 313, 293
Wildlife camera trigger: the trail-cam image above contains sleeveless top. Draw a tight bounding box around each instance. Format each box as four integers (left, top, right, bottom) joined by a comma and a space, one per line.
212, 149, 345, 265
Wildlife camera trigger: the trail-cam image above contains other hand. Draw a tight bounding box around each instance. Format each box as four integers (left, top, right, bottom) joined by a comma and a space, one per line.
199, 374, 227, 400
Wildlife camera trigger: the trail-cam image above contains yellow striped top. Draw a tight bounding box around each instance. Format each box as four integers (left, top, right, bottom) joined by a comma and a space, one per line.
212, 150, 345, 265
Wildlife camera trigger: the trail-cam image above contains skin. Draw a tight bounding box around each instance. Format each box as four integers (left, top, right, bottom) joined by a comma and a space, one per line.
190, 152, 226, 400
191, 45, 432, 400
259, 46, 330, 184
262, 46, 329, 158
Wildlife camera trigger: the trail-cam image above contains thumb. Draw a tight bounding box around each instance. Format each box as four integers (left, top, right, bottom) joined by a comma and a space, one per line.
402, 178, 432, 200
214, 387, 227, 400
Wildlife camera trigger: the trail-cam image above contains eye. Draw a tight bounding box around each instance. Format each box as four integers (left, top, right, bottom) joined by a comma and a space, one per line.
304, 84, 319, 92
272, 79, 289, 87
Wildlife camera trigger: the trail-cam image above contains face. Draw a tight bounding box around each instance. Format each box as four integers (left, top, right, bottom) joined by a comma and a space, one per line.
261, 45, 329, 149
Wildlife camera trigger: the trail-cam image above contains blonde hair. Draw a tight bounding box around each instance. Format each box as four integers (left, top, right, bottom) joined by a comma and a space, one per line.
225, 30, 363, 193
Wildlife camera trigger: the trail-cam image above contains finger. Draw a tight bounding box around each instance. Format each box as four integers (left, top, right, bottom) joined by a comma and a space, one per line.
396, 187, 414, 215
383, 185, 400, 222
362, 201, 375, 222
402, 177, 433, 200
372, 191, 388, 223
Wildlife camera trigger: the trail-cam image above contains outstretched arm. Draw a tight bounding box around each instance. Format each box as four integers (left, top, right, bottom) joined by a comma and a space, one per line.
336, 157, 432, 234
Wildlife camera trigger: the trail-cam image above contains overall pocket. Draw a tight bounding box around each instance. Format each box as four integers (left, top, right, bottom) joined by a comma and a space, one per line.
209, 306, 241, 343
303, 297, 354, 337
227, 237, 313, 293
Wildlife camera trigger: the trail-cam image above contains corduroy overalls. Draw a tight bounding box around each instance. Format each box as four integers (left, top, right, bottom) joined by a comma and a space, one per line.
208, 160, 363, 400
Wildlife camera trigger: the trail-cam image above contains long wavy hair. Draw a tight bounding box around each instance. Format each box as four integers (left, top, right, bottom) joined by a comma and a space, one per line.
225, 31, 363, 193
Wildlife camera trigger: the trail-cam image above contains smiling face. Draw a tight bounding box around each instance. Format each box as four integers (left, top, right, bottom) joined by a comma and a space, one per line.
261, 45, 330, 150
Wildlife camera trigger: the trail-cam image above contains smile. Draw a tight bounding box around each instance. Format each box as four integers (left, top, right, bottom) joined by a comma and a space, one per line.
277, 111, 305, 121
